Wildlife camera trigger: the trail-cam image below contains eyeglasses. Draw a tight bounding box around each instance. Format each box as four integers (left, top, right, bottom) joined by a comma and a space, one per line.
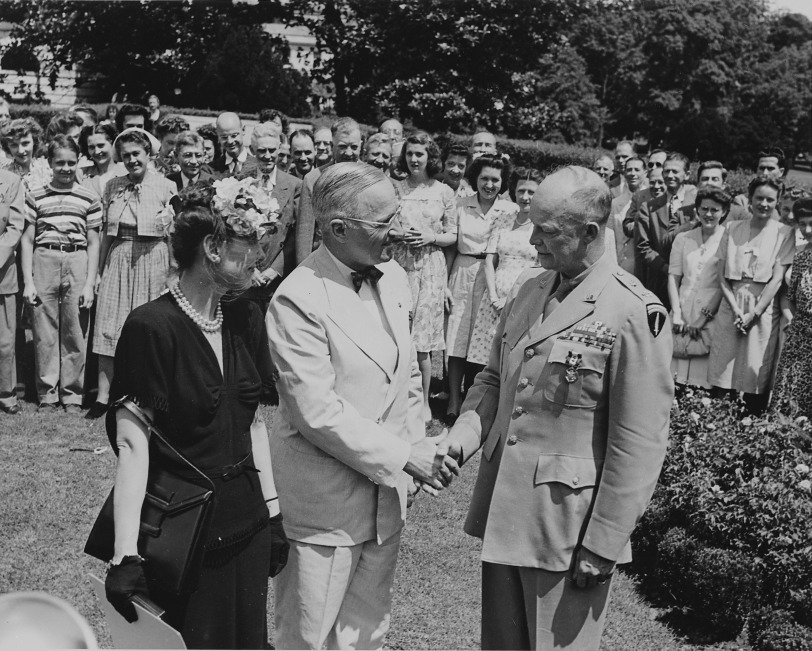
341, 206, 402, 230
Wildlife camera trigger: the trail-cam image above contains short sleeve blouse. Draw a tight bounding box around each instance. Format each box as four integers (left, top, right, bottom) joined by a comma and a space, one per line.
108, 293, 274, 469
455, 194, 519, 256
717, 218, 795, 283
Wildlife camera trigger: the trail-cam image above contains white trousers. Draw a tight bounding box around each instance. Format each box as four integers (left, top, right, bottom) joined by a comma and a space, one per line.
274, 532, 401, 650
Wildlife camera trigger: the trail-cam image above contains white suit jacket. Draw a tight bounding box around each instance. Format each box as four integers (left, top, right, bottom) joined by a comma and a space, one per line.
266, 244, 424, 546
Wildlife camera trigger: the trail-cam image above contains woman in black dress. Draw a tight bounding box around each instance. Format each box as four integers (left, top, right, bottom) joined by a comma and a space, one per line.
103, 182, 289, 649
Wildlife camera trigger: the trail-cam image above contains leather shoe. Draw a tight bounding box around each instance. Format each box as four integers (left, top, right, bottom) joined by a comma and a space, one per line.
37, 402, 60, 412
0, 403, 20, 415
85, 401, 109, 420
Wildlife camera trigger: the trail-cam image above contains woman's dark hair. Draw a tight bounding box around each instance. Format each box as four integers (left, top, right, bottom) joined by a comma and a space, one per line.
466, 154, 512, 195
695, 184, 733, 212
509, 167, 543, 202
44, 111, 84, 143
105, 104, 118, 120
748, 174, 783, 200
115, 129, 153, 156
171, 181, 223, 271
442, 143, 469, 164
196, 123, 221, 160
155, 114, 190, 140
396, 131, 442, 178
82, 123, 117, 158
115, 103, 151, 133
0, 117, 42, 156
47, 133, 81, 161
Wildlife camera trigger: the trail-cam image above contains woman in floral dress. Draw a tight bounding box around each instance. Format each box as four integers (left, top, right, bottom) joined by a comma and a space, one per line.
391, 131, 457, 421
772, 198, 812, 417
467, 167, 540, 366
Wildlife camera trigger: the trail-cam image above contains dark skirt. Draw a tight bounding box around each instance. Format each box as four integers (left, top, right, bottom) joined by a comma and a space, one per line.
150, 522, 271, 649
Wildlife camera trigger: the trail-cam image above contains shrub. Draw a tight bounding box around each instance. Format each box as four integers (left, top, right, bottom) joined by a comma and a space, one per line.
632, 389, 812, 640
654, 527, 762, 639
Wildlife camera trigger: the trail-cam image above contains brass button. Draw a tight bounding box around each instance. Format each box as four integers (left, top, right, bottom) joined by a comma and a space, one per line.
572, 476, 580, 486
525, 348, 535, 359
517, 378, 530, 389
507, 435, 518, 445
512, 406, 524, 416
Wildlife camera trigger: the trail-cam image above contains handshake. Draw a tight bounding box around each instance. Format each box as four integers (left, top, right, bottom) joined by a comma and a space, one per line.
404, 429, 462, 496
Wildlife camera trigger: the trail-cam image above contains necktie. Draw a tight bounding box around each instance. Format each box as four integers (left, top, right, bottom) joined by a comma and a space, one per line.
230, 158, 239, 174
262, 174, 271, 188
351, 266, 384, 292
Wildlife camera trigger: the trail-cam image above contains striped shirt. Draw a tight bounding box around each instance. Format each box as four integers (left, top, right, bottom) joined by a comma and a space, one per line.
25, 183, 103, 247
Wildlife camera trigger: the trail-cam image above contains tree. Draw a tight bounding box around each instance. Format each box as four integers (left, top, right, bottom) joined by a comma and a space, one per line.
0, 0, 309, 111
282, 0, 586, 134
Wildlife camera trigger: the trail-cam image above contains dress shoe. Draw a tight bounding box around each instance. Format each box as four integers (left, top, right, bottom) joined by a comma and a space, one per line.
38, 402, 60, 412
0, 403, 20, 415
85, 401, 109, 420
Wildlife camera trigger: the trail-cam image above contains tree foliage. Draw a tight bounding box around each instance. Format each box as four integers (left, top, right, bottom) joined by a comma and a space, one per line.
0, 0, 309, 112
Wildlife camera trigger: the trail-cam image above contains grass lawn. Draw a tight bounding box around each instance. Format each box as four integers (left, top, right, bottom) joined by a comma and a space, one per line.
0, 400, 748, 649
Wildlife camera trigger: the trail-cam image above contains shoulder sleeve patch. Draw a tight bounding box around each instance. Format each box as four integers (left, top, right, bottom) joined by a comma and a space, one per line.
646, 303, 668, 337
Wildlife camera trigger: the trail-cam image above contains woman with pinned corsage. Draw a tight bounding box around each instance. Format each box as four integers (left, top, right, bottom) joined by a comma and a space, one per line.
89, 128, 178, 419
103, 180, 289, 649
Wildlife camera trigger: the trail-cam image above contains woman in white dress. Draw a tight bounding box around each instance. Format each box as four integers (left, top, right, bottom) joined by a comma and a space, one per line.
467, 167, 541, 366
708, 175, 795, 414
445, 154, 516, 422
667, 185, 729, 389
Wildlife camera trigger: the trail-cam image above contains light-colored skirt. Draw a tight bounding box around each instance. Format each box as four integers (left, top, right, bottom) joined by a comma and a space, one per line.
393, 243, 446, 353
708, 279, 779, 394
446, 254, 486, 359
93, 237, 169, 357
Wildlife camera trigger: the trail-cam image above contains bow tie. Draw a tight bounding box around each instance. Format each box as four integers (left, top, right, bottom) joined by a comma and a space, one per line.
351, 266, 384, 292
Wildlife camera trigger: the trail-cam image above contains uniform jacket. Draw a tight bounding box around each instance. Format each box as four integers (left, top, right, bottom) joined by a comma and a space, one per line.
450, 253, 673, 571
266, 245, 424, 547
0, 170, 25, 294
236, 169, 302, 299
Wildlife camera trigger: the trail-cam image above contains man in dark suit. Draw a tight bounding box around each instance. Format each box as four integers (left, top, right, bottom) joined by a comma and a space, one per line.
289, 130, 316, 180
210, 112, 257, 177
237, 122, 302, 313
608, 140, 634, 198
294, 117, 363, 265
635, 152, 696, 308
166, 132, 218, 193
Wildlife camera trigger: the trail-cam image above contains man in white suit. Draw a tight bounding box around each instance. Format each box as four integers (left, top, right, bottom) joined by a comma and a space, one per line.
266, 162, 451, 650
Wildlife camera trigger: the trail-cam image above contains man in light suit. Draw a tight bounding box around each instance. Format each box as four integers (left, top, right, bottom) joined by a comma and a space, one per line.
237, 123, 302, 313
294, 117, 363, 265
0, 170, 24, 414
445, 166, 673, 650
267, 162, 451, 650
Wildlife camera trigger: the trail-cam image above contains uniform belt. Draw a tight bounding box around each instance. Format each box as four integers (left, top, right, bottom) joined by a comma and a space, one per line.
37, 243, 86, 252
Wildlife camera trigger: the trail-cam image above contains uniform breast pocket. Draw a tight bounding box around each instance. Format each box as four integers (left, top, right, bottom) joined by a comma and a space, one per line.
543, 340, 609, 409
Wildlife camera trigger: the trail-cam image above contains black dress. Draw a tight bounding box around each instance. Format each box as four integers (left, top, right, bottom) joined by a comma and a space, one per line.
108, 292, 275, 649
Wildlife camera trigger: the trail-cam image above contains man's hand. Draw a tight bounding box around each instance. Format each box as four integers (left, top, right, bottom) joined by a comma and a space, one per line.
572, 546, 615, 589
404, 434, 458, 491
444, 287, 454, 313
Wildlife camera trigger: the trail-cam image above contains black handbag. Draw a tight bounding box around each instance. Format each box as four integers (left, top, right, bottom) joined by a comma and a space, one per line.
84, 398, 216, 596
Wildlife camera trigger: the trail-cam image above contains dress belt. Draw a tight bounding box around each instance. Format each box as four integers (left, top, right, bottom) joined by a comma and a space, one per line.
36, 242, 86, 252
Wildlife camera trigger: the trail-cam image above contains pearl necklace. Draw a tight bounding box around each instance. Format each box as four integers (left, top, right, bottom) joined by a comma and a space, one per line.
169, 281, 223, 333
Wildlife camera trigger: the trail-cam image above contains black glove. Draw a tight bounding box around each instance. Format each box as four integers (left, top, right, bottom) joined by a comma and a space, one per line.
268, 513, 290, 578
105, 555, 150, 623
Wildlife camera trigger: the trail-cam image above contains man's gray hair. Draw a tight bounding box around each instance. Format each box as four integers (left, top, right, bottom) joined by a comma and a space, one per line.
312, 162, 387, 229
331, 117, 360, 138
557, 166, 612, 226
251, 122, 282, 145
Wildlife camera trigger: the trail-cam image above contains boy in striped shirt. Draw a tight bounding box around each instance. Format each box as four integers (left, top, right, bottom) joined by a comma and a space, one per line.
20, 135, 101, 412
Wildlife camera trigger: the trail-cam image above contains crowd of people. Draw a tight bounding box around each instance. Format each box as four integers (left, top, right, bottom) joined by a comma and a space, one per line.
0, 93, 810, 650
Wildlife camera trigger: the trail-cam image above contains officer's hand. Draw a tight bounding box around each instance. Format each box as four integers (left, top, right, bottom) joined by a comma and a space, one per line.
572, 546, 615, 589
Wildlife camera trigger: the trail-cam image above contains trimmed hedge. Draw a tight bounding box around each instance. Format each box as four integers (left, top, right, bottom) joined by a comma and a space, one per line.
632, 389, 812, 645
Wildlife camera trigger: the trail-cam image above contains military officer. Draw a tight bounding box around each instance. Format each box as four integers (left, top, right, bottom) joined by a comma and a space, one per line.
445, 165, 674, 650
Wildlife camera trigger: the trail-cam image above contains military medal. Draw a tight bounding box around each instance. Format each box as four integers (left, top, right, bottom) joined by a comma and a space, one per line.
564, 351, 582, 383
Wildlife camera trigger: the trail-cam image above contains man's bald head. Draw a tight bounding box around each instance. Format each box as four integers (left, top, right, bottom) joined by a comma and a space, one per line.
528, 166, 611, 276
216, 112, 244, 159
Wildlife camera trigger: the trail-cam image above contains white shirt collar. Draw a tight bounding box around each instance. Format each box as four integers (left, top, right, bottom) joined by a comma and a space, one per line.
255, 166, 278, 189
229, 147, 249, 165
